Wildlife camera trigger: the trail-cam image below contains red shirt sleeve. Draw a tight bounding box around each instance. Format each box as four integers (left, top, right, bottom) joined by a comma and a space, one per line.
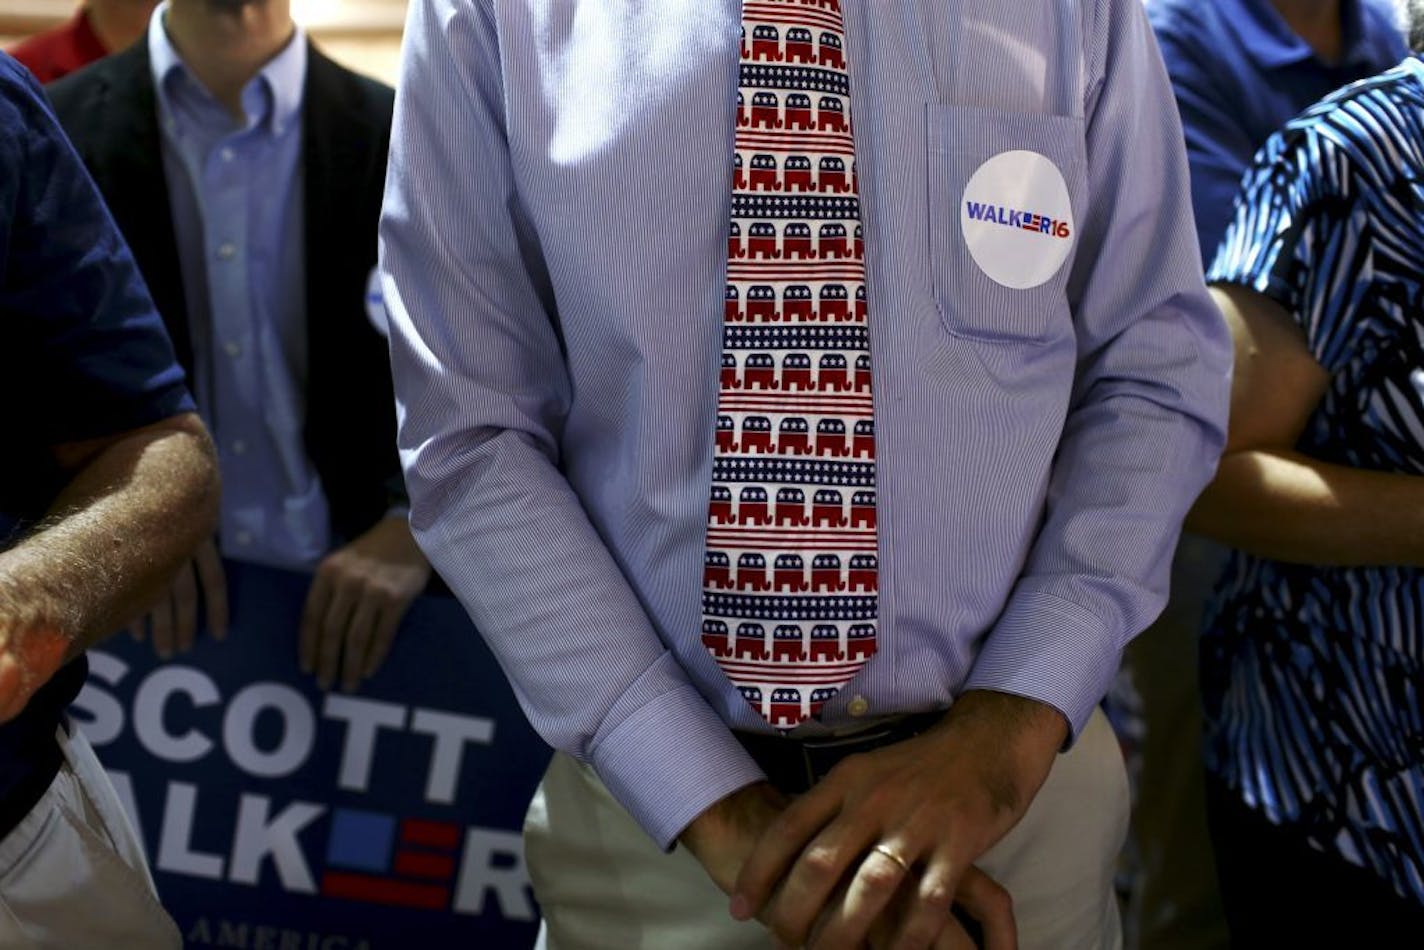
7, 11, 109, 85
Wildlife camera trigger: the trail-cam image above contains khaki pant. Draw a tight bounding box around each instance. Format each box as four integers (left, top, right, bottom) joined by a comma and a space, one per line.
527, 708, 1128, 950
0, 722, 181, 949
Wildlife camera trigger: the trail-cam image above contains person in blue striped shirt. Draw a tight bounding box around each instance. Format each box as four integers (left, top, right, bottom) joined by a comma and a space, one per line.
1126, 5, 1406, 947
1191, 29, 1424, 941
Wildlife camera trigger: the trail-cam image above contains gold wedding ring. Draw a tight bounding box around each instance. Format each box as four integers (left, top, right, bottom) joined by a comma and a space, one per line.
871, 843, 912, 874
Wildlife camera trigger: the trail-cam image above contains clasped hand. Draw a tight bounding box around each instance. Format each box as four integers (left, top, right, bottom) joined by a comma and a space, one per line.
681, 691, 1067, 950
129, 517, 430, 692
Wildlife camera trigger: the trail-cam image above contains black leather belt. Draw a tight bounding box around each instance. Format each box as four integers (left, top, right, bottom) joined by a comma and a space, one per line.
734, 710, 945, 795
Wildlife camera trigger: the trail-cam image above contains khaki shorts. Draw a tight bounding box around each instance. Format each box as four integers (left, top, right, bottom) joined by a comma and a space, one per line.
0, 721, 181, 949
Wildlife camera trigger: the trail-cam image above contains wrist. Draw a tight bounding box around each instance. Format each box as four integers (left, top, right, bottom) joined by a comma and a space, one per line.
679, 780, 784, 894
359, 514, 427, 562
679, 781, 782, 851
0, 553, 83, 698
947, 689, 1068, 742
0, 549, 77, 648
931, 690, 1068, 817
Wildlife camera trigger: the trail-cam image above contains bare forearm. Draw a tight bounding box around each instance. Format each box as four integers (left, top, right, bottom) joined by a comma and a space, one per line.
1187, 448, 1424, 567
0, 414, 219, 655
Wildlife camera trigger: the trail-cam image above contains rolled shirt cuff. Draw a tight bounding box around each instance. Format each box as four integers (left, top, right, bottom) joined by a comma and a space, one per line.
589, 682, 767, 850
963, 586, 1123, 747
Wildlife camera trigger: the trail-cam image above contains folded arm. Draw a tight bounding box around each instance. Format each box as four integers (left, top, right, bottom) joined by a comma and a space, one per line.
0, 63, 219, 721
1188, 285, 1424, 566
0, 413, 218, 722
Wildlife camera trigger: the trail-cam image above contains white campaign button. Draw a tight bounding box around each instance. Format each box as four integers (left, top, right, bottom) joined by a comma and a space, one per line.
365, 266, 389, 338
960, 149, 1074, 290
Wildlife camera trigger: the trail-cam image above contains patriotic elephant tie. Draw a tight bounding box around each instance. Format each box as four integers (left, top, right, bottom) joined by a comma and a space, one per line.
703, 0, 878, 729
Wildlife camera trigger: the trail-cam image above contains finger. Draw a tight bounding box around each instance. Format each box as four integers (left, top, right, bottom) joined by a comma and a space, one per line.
762, 820, 883, 947
885, 850, 962, 950
732, 782, 845, 920
340, 594, 380, 693
361, 598, 405, 680
171, 561, 199, 654
932, 918, 980, 950
151, 590, 176, 660
317, 577, 361, 691
194, 540, 229, 641
809, 842, 915, 949
947, 867, 1014, 950
868, 882, 955, 950
949, 908, 987, 950
299, 568, 334, 674
808, 877, 858, 950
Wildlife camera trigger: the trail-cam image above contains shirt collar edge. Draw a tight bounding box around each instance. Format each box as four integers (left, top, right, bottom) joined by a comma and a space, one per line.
147, 1, 307, 138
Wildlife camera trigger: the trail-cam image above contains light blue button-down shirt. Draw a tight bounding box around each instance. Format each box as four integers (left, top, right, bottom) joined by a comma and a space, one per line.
381, 0, 1232, 847
149, 4, 329, 571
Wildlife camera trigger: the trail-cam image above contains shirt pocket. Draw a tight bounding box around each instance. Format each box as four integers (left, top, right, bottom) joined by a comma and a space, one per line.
926, 105, 1086, 345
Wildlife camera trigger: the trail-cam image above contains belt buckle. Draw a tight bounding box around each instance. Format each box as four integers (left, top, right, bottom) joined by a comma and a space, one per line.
797, 724, 899, 786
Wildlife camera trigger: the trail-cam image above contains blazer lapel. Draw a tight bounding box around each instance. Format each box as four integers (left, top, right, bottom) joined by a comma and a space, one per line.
301, 45, 377, 363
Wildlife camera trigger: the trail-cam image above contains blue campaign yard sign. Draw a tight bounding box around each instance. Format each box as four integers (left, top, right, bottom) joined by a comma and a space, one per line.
70, 560, 549, 949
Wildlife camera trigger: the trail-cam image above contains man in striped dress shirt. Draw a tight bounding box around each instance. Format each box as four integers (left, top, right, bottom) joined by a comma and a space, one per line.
380, 0, 1231, 947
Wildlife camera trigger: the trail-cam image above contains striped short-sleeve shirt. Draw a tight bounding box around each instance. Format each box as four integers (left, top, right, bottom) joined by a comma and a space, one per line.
1206, 54, 1424, 905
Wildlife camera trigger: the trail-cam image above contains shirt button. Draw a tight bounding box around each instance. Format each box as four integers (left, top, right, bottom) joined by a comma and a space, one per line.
220, 146, 236, 162
217, 242, 237, 261
231, 439, 247, 456
223, 341, 242, 358
847, 695, 870, 718
234, 531, 253, 547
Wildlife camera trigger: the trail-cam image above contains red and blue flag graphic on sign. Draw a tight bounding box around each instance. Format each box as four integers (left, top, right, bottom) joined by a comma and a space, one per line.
321, 808, 462, 910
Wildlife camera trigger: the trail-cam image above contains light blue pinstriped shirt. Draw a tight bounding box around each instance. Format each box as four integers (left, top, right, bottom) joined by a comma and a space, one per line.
381, 0, 1232, 847
149, 6, 330, 571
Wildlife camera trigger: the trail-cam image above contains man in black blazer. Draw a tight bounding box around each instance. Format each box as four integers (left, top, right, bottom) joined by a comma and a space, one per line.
48, 0, 430, 694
